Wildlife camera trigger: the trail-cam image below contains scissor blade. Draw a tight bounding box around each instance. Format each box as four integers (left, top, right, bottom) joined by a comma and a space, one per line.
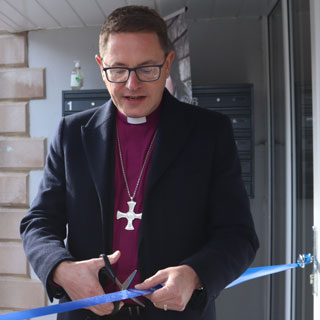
120, 270, 145, 307
121, 270, 137, 290
130, 296, 146, 307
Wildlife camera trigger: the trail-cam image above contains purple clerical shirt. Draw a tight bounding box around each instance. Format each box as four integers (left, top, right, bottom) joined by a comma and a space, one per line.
105, 105, 161, 298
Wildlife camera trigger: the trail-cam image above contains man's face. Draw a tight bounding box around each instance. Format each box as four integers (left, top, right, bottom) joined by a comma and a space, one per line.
96, 32, 174, 118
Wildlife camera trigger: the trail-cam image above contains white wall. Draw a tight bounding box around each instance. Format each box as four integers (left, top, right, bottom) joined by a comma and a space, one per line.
189, 17, 264, 85
28, 27, 104, 146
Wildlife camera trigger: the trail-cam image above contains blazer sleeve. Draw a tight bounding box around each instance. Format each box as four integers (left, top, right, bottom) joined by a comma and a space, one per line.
20, 118, 75, 301
181, 114, 259, 305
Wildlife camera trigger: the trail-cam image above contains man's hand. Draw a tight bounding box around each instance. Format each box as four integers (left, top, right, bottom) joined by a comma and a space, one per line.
52, 250, 123, 316
135, 265, 202, 312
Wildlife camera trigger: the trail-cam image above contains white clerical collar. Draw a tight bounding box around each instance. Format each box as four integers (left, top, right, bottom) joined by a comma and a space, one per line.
127, 116, 147, 124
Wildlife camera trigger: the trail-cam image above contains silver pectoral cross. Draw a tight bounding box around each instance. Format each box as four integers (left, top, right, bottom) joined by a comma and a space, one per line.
117, 200, 142, 231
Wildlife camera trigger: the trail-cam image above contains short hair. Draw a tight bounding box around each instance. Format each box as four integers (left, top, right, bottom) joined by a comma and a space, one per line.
99, 5, 168, 55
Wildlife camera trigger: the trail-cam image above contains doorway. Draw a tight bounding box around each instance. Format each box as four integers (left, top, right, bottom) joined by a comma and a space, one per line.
269, 0, 313, 319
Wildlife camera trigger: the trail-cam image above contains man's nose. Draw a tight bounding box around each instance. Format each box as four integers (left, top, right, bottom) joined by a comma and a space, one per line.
125, 70, 141, 90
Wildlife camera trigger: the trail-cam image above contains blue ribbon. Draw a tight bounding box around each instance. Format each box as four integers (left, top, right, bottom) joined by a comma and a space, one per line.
0, 254, 312, 320
226, 253, 313, 288
0, 288, 155, 320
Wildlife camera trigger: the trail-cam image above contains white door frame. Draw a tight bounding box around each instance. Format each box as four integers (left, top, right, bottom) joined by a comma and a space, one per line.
281, 1, 295, 319
310, 0, 320, 318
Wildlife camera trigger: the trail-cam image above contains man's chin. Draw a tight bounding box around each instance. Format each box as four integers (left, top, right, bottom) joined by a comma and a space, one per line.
119, 108, 147, 119
119, 105, 149, 118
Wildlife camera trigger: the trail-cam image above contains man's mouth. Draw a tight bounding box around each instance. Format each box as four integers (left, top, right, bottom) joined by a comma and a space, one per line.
125, 96, 145, 101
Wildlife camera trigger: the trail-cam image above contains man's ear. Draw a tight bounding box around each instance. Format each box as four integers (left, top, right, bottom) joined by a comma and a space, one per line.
95, 54, 103, 68
95, 54, 106, 80
165, 50, 175, 78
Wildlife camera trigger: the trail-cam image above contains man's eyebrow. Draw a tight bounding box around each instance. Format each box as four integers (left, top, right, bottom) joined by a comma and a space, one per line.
137, 60, 158, 66
106, 62, 126, 67
105, 60, 159, 67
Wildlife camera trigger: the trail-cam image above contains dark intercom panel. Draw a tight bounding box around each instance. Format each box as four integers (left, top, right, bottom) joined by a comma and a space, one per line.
62, 89, 110, 116
192, 85, 254, 198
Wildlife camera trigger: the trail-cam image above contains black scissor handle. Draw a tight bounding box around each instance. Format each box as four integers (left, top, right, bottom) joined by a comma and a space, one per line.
98, 254, 120, 315
100, 254, 116, 282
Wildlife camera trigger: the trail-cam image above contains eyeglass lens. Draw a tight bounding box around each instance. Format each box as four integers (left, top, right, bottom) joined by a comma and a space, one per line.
106, 66, 161, 83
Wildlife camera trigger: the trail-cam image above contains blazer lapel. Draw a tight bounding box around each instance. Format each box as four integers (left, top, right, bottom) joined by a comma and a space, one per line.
81, 101, 116, 252
138, 91, 196, 250
146, 91, 196, 194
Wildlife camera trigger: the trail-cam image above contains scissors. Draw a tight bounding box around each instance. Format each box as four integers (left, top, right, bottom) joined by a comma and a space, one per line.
99, 254, 145, 314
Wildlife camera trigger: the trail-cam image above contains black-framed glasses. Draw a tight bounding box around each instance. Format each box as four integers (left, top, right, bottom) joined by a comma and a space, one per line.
102, 57, 167, 83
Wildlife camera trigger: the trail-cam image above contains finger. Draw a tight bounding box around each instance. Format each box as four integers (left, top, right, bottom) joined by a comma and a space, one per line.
94, 250, 121, 273
153, 302, 171, 312
83, 283, 111, 314
108, 250, 121, 264
89, 302, 114, 316
135, 271, 167, 290
138, 281, 171, 305
91, 299, 125, 316
150, 285, 171, 303
150, 279, 186, 308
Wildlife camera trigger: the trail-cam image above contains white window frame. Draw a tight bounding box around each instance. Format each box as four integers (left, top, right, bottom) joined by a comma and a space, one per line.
310, 0, 320, 318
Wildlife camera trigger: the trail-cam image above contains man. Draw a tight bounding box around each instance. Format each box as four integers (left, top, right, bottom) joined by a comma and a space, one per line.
21, 5, 259, 320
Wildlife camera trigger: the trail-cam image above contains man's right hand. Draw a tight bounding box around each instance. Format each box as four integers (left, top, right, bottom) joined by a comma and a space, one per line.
52, 250, 122, 316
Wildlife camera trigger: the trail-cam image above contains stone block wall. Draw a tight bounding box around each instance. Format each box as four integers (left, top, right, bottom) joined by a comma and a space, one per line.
0, 33, 47, 314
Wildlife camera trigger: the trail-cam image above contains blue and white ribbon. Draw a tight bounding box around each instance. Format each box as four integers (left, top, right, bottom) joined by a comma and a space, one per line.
0, 254, 312, 320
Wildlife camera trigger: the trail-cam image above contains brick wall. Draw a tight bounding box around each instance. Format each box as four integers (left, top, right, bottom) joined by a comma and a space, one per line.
0, 33, 47, 314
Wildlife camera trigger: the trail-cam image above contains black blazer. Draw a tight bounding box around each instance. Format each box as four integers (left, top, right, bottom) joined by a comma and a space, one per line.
21, 90, 259, 320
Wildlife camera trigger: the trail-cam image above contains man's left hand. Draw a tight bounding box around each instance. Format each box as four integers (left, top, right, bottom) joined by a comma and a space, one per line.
135, 265, 201, 312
